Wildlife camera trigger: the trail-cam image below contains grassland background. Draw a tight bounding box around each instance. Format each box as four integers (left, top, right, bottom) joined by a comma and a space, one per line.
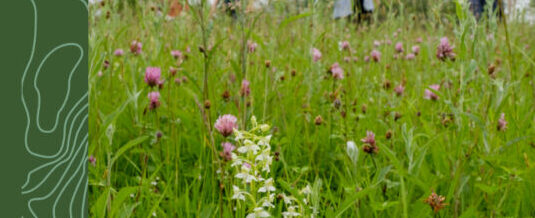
89, 0, 535, 217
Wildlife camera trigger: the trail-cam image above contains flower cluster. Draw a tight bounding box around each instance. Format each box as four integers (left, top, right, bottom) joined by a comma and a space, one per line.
436, 37, 455, 61
424, 192, 447, 213
229, 116, 275, 217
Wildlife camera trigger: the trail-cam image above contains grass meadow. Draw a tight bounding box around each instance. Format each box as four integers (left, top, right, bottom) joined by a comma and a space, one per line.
89, 0, 535, 217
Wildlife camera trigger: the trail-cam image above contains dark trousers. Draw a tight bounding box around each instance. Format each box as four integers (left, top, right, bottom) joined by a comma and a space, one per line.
470, 0, 501, 19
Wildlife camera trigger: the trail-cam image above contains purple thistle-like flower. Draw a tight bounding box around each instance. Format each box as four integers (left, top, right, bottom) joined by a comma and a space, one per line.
171, 50, 183, 59
214, 114, 238, 137
416, 37, 423, 43
373, 40, 381, 48
330, 62, 344, 80
394, 84, 405, 96
361, 131, 376, 146
412, 45, 420, 55
395, 42, 404, 53
144, 67, 162, 87
89, 155, 96, 166
130, 40, 142, 55
424, 84, 440, 100
220, 142, 236, 161
311, 48, 322, 62
436, 37, 456, 61
148, 91, 161, 110
371, 50, 381, 62
497, 113, 507, 131
406, 53, 416, 60
240, 79, 250, 97
247, 40, 258, 53
339, 41, 350, 51
114, 49, 124, 57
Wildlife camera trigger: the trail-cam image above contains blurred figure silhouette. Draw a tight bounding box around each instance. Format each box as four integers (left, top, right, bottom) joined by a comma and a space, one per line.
333, 0, 374, 23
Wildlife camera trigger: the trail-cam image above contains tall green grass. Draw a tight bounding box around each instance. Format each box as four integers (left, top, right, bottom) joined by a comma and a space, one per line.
89, 0, 535, 217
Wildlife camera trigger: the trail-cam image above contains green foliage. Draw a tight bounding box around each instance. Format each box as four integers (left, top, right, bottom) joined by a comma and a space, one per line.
88, 0, 535, 217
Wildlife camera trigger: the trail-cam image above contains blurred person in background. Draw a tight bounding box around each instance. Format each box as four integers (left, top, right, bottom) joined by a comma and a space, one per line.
333, 0, 374, 22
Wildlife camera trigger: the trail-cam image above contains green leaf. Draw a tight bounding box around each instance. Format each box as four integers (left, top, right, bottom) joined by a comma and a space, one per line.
111, 186, 138, 217
111, 135, 149, 166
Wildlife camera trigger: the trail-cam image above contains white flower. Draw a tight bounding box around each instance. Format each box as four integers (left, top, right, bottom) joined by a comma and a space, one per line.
257, 135, 272, 147
346, 140, 359, 166
237, 139, 260, 154
230, 154, 242, 167
258, 178, 276, 193
282, 206, 301, 217
232, 186, 246, 200
234, 129, 244, 140
281, 193, 294, 205
260, 193, 276, 208
255, 149, 273, 172
235, 164, 257, 183
300, 184, 312, 195
246, 207, 270, 218
260, 124, 270, 132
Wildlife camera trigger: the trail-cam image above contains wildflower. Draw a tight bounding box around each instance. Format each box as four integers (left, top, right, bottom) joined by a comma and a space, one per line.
214, 114, 238, 137
412, 45, 420, 55
373, 40, 381, 47
395, 42, 404, 53
383, 80, 391, 89
130, 40, 142, 55
144, 67, 162, 87
171, 50, 182, 59
148, 91, 161, 110
346, 141, 358, 165
89, 155, 96, 166
385, 130, 392, 139
258, 178, 276, 193
246, 207, 270, 218
497, 113, 507, 131
204, 100, 211, 109
394, 84, 405, 96
237, 139, 261, 154
424, 192, 447, 213
248, 40, 258, 53
364, 56, 370, 62
424, 84, 440, 101
282, 206, 301, 217
240, 79, 251, 97
114, 49, 124, 57
264, 60, 271, 68
174, 77, 181, 85
344, 56, 351, 62
405, 53, 415, 60
236, 162, 257, 183
232, 185, 246, 200
436, 37, 456, 61
385, 39, 392, 45
330, 63, 344, 80
311, 48, 322, 62
361, 131, 376, 146
103, 60, 110, 69
361, 131, 378, 154
222, 90, 231, 101
260, 193, 276, 208
314, 115, 323, 125
97, 71, 103, 77
169, 67, 177, 76
371, 50, 381, 62
416, 37, 423, 43
339, 41, 350, 51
